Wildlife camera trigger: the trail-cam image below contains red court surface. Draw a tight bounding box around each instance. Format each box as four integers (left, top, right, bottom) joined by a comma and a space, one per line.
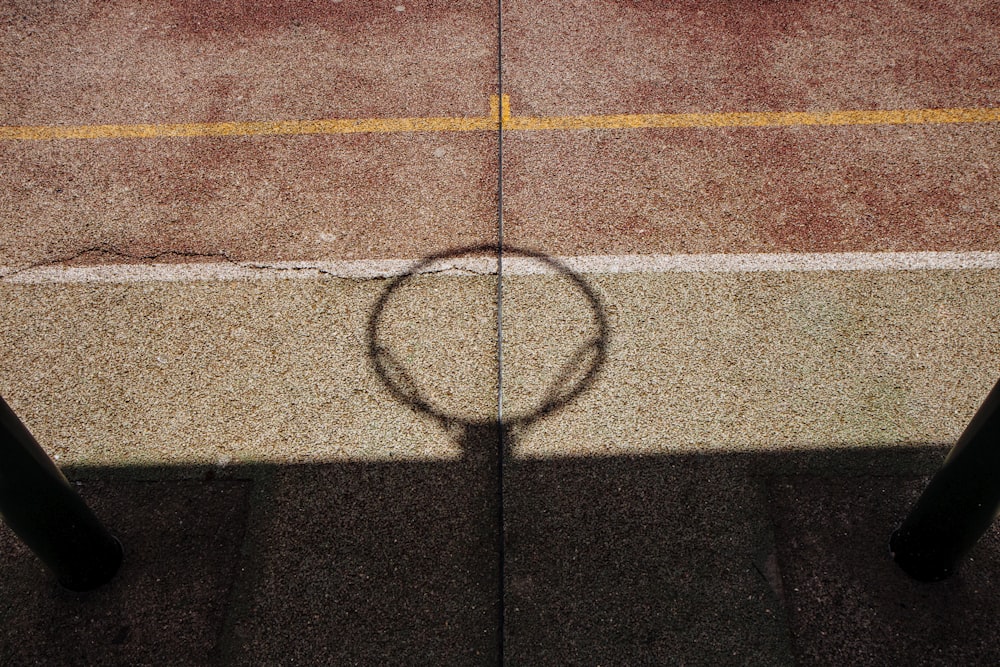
501, 0, 1000, 255
1, 1, 499, 265
503, 1, 1000, 115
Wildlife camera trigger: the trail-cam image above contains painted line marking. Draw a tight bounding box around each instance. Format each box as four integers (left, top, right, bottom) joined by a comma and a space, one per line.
506, 103, 1000, 131
2, 96, 998, 141
3, 251, 1000, 284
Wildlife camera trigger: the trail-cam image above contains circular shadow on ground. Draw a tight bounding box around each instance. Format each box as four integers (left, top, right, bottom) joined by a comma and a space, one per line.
366, 244, 609, 455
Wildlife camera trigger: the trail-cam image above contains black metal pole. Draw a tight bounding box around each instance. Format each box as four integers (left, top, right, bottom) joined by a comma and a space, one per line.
891, 376, 1000, 581
0, 395, 122, 591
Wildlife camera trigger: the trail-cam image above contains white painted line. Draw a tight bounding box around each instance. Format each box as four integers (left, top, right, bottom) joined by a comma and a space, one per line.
0, 257, 500, 284
2, 251, 999, 284
1, 262, 268, 284
547, 250, 1000, 275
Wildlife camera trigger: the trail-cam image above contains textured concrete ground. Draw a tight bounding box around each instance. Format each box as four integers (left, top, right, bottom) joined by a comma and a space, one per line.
2, 1, 1000, 664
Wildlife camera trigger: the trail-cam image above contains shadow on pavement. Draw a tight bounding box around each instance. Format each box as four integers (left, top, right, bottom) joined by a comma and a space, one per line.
5, 445, 1000, 665
4, 248, 1000, 664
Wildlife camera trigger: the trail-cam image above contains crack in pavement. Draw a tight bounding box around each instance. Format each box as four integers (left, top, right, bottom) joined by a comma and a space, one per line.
0, 246, 502, 284
0, 244, 239, 279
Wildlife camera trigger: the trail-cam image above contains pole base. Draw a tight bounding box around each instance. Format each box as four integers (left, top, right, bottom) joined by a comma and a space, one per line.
890, 527, 956, 582
57, 536, 124, 593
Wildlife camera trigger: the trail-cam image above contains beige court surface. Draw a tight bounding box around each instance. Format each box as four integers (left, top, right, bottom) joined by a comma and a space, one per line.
2, 1, 1000, 665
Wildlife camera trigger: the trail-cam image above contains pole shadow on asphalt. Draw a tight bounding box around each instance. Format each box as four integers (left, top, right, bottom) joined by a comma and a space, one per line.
366, 244, 609, 664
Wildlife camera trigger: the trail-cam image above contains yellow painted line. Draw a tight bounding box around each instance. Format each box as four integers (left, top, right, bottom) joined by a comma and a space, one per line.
0, 113, 498, 141
2, 95, 999, 141
505, 103, 1000, 131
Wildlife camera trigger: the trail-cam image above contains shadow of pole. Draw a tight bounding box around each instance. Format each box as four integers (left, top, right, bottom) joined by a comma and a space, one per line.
366, 244, 609, 662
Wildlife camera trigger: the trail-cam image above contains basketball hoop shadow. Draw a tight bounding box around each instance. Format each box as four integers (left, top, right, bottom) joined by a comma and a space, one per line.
366, 244, 609, 459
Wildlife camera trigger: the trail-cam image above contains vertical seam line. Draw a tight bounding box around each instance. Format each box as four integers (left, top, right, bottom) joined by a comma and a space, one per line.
496, 0, 506, 663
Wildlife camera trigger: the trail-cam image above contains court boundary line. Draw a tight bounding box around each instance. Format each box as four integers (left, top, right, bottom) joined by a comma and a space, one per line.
3, 97, 999, 140
3, 251, 1000, 284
